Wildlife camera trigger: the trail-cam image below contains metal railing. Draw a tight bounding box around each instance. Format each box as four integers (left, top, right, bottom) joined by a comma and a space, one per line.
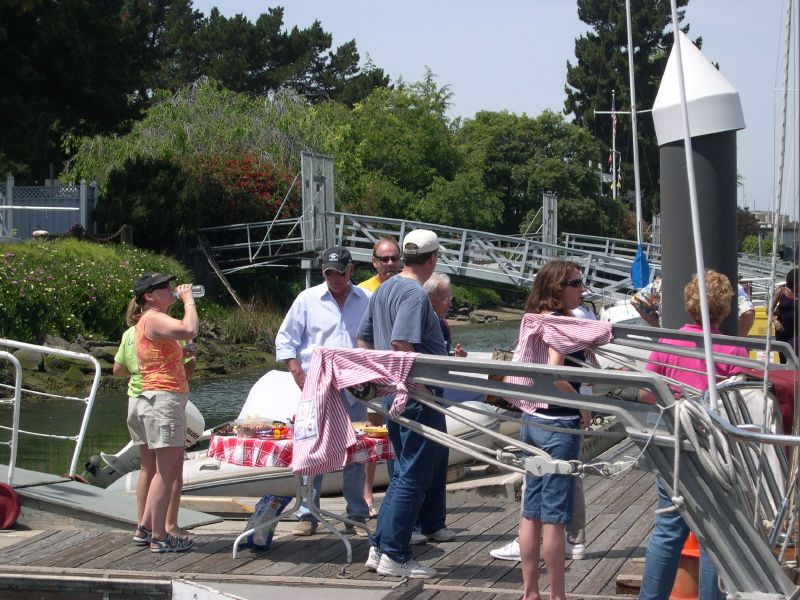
0, 339, 102, 483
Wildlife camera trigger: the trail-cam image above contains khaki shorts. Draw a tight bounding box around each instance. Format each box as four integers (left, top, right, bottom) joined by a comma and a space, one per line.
127, 391, 188, 449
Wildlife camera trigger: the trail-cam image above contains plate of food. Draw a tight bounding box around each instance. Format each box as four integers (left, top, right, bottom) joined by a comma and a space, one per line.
351, 421, 367, 436
363, 426, 389, 439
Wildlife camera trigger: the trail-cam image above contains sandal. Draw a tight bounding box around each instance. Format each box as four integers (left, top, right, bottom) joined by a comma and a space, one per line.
367, 503, 379, 519
150, 533, 194, 553
133, 525, 152, 546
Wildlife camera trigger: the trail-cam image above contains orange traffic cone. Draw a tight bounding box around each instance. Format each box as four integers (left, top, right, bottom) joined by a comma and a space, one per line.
670, 533, 700, 600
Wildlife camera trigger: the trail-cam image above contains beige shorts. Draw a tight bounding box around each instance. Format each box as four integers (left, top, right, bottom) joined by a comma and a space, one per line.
127, 391, 189, 449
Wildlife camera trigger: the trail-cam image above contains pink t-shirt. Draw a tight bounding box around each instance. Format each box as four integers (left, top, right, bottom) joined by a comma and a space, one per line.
645, 323, 748, 394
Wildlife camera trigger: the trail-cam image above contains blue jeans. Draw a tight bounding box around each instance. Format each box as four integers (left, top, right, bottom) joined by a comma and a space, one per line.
297, 397, 369, 523
373, 397, 442, 563
416, 404, 448, 535
639, 480, 724, 600
520, 413, 581, 523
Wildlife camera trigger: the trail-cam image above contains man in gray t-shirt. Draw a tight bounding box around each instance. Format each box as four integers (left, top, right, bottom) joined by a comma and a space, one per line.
357, 229, 449, 579
357, 275, 446, 356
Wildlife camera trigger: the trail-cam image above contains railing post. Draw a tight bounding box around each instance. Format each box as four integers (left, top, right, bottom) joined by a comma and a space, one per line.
79, 180, 88, 232
89, 181, 98, 233
5, 174, 13, 236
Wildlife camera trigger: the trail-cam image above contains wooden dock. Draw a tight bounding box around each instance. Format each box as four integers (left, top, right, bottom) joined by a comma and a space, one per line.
0, 464, 657, 599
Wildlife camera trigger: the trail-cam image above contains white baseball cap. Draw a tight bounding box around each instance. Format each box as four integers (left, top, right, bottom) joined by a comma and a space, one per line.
402, 229, 439, 255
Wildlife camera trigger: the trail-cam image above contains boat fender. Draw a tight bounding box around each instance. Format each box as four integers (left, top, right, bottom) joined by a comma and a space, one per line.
0, 483, 20, 529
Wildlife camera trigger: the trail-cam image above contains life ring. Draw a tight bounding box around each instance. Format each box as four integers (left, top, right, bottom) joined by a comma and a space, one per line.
0, 483, 20, 529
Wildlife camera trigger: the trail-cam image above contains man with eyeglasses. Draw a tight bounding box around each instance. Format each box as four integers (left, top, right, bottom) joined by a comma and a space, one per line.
358, 238, 402, 294
275, 245, 371, 537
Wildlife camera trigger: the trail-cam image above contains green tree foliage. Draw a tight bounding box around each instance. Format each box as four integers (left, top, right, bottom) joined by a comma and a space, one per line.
0, 0, 145, 179
742, 234, 772, 256
64, 80, 304, 249
737, 207, 762, 250
456, 110, 625, 237
1, 1, 388, 181
129, 2, 389, 106
314, 73, 503, 230
564, 0, 694, 216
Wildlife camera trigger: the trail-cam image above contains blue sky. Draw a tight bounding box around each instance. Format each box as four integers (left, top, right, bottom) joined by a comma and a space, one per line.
193, 1, 796, 218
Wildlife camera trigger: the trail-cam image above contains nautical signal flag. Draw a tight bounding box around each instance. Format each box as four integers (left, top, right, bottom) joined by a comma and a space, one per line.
611, 95, 617, 137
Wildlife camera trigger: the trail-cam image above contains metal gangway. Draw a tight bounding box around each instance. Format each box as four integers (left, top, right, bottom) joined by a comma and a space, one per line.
196, 152, 791, 303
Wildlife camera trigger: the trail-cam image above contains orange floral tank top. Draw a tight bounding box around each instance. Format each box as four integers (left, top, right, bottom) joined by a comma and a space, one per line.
134, 312, 188, 393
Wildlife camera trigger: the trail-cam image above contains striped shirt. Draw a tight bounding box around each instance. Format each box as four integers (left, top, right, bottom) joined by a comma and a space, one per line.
291, 346, 418, 476
505, 313, 613, 414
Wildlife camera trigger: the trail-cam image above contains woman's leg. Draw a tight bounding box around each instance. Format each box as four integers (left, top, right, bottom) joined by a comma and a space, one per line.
147, 446, 185, 542
165, 462, 184, 536
136, 445, 155, 528
542, 522, 567, 599
519, 515, 542, 600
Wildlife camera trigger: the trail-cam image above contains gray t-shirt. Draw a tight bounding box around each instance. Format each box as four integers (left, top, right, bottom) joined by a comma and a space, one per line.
357, 275, 447, 356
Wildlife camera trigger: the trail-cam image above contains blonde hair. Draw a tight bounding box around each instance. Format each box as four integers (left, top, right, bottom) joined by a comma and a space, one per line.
684, 270, 733, 325
125, 297, 144, 327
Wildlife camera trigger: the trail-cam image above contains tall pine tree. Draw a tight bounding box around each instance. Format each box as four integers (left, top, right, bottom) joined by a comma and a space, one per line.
564, 0, 698, 216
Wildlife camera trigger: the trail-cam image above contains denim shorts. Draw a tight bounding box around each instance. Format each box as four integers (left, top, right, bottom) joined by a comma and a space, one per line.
521, 413, 581, 523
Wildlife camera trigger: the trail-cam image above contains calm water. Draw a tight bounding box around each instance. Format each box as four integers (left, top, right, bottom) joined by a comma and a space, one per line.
0, 320, 520, 477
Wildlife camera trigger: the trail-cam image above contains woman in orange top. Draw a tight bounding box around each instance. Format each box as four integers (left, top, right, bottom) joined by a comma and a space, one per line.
129, 273, 198, 553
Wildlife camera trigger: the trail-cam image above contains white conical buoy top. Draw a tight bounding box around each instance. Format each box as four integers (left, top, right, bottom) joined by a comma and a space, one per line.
652, 31, 745, 145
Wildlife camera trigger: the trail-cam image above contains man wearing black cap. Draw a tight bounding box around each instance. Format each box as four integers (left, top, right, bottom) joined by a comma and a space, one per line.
275, 245, 371, 536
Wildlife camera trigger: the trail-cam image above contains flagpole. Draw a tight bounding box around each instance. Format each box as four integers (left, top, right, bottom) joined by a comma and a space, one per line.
612, 90, 617, 201
626, 0, 643, 245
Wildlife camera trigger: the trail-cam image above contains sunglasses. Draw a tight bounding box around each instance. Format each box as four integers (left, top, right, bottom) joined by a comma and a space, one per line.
323, 269, 347, 277
563, 278, 585, 288
148, 281, 172, 292
374, 254, 400, 263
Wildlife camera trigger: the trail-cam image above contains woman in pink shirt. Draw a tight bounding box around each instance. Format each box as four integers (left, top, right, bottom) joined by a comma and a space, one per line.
639, 270, 747, 600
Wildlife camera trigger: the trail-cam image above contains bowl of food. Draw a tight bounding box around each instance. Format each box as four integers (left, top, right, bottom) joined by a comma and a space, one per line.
233, 418, 272, 439
363, 426, 389, 439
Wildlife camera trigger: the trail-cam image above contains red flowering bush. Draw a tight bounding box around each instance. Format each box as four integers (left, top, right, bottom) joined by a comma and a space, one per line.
219, 155, 300, 222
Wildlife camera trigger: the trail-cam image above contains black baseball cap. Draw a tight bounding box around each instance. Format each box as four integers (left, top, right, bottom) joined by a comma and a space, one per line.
321, 246, 352, 273
134, 273, 176, 301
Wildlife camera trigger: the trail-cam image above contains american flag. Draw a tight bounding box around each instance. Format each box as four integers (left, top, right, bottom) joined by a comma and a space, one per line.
611, 94, 617, 138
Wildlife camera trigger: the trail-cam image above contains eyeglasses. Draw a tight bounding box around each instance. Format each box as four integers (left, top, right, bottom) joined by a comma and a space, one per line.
563, 278, 585, 288
323, 269, 347, 278
374, 254, 400, 263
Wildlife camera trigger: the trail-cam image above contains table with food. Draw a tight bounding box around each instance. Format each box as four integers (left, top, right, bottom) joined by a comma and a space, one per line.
208, 417, 393, 561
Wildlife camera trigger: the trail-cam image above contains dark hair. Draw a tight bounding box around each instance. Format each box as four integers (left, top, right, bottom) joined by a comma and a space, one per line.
402, 250, 436, 266
787, 268, 798, 293
524, 260, 581, 315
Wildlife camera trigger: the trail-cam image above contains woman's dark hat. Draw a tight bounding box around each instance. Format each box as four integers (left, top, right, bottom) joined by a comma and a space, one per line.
134, 273, 176, 300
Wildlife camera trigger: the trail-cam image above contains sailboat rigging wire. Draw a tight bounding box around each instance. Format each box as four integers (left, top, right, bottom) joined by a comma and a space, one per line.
668, 0, 720, 411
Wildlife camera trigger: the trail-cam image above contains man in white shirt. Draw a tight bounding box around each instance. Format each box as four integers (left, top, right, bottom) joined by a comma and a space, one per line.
275, 245, 370, 536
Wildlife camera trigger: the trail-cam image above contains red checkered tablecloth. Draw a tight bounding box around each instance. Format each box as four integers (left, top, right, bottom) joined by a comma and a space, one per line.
208, 434, 394, 469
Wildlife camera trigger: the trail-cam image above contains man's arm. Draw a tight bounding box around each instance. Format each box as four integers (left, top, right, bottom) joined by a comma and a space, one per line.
391, 340, 415, 352
284, 357, 306, 390
357, 339, 374, 350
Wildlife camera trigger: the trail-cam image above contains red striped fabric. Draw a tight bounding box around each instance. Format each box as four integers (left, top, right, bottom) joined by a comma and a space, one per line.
291, 347, 417, 476
505, 313, 613, 413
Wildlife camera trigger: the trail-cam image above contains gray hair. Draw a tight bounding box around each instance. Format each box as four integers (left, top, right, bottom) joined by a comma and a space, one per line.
424, 272, 451, 296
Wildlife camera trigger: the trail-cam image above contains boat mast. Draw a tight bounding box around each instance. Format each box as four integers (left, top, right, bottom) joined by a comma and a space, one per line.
625, 0, 644, 246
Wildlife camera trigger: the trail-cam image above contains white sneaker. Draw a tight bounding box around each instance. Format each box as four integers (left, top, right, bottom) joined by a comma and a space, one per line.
365, 546, 381, 571
429, 527, 456, 542
489, 538, 520, 561
566, 538, 586, 560
376, 554, 437, 578
410, 531, 428, 545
